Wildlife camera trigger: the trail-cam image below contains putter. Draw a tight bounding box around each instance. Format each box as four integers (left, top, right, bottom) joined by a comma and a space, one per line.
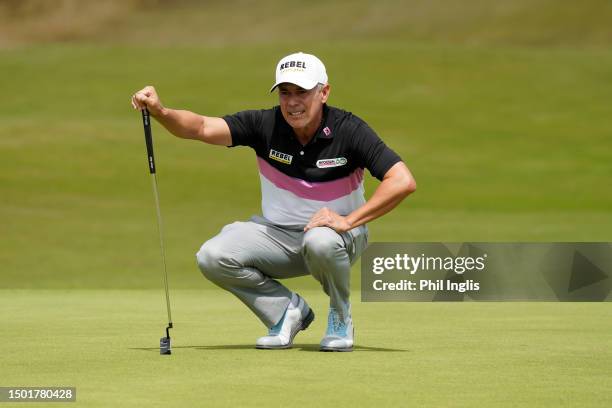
141, 108, 174, 355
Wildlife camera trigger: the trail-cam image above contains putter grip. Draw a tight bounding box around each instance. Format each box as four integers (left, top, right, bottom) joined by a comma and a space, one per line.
142, 109, 156, 174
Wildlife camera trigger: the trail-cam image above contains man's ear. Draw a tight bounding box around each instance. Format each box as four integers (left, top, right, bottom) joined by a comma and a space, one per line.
321, 84, 331, 103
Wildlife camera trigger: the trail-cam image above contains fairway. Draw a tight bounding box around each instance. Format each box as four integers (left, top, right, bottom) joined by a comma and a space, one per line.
2, 289, 611, 407
2, 42, 611, 289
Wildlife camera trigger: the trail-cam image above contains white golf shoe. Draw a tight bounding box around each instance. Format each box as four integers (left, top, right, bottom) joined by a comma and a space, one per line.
319, 307, 354, 352
256, 293, 315, 349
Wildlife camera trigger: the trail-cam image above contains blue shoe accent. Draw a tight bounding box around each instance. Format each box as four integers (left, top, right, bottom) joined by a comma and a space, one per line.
320, 307, 354, 352
268, 308, 287, 336
326, 308, 348, 337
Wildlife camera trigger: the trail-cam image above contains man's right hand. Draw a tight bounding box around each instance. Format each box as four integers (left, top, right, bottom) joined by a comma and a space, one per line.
131, 85, 164, 117
129, 85, 232, 146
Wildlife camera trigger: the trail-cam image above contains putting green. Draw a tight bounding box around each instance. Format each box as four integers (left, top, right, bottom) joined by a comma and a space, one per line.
2, 289, 611, 407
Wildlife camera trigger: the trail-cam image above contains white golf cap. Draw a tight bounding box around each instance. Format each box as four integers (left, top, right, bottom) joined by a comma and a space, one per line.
270, 52, 328, 92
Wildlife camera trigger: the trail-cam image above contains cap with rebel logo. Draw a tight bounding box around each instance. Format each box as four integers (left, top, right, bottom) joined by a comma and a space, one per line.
270, 52, 328, 92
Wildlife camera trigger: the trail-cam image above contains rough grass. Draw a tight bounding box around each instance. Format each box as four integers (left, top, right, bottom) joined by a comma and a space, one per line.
1, 0, 612, 48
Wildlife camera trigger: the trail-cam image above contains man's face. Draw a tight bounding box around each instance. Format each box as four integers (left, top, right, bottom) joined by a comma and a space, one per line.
278, 83, 330, 130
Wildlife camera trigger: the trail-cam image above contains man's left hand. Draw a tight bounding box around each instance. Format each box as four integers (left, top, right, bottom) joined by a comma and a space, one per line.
304, 207, 352, 233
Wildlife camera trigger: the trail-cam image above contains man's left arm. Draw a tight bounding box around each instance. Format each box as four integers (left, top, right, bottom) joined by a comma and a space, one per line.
304, 161, 416, 232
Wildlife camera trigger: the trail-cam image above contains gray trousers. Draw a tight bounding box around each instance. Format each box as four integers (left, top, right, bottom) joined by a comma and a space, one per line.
196, 216, 368, 328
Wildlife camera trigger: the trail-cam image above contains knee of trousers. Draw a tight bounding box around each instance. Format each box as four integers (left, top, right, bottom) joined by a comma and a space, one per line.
195, 241, 232, 283
301, 227, 345, 264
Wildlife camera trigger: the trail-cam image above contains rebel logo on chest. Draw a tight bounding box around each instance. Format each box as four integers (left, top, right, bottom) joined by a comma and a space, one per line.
269, 149, 293, 164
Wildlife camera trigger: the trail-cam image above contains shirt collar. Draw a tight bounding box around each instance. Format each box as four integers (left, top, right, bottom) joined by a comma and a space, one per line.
314, 104, 334, 141
276, 104, 335, 144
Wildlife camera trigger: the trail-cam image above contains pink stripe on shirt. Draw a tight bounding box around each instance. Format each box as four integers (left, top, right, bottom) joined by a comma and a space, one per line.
257, 157, 363, 202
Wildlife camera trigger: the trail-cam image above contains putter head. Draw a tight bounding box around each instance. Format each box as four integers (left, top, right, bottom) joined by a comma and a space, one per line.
160, 336, 172, 355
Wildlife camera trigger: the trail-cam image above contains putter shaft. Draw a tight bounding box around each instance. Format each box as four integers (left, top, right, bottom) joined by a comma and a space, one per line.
142, 109, 173, 339
151, 173, 173, 326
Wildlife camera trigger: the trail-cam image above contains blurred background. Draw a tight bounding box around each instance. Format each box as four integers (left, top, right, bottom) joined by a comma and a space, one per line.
1, 0, 611, 289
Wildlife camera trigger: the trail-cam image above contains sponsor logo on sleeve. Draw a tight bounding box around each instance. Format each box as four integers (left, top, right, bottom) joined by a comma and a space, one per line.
316, 157, 347, 168
269, 149, 293, 164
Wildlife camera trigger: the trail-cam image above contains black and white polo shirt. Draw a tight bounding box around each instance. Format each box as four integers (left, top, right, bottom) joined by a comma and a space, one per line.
223, 104, 402, 226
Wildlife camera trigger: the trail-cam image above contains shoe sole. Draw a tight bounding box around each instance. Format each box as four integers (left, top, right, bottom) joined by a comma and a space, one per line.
255, 308, 315, 350
319, 345, 353, 352
319, 327, 354, 352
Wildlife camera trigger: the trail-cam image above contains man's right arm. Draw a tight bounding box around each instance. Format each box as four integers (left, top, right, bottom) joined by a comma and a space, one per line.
131, 85, 232, 146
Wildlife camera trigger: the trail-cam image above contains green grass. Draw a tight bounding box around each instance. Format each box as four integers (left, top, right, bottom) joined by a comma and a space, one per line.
1, 1, 611, 406
3, 0, 612, 48
2, 289, 611, 407
0, 42, 611, 289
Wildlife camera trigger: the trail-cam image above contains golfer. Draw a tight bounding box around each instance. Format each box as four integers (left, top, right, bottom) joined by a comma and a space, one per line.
131, 52, 416, 351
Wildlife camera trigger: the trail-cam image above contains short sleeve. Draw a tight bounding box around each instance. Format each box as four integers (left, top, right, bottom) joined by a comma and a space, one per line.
352, 122, 402, 180
222, 110, 264, 148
